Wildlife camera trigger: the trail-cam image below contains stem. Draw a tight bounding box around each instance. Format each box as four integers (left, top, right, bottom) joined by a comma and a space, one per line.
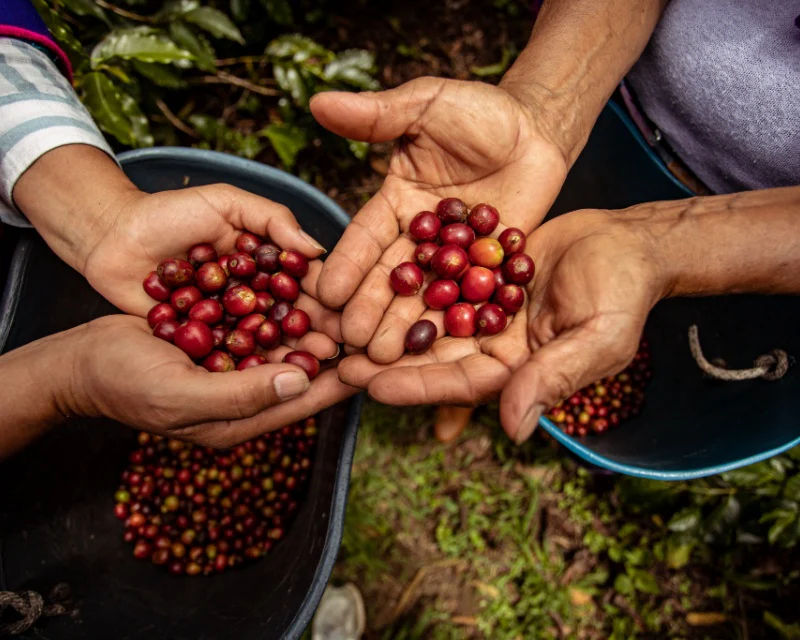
155, 99, 199, 138
190, 72, 281, 97
94, 0, 154, 22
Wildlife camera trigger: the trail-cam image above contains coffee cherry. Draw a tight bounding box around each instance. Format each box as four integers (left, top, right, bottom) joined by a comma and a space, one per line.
270, 273, 300, 302
468, 238, 504, 269
211, 326, 229, 348
414, 242, 439, 270
436, 198, 468, 224
492, 267, 506, 289
279, 250, 309, 278
249, 272, 270, 293
114, 502, 129, 520
237, 355, 267, 370
237, 314, 267, 333
444, 303, 476, 337
202, 351, 235, 373
223, 285, 257, 316
503, 253, 535, 285
431, 245, 469, 279
281, 309, 311, 339
170, 286, 203, 314
498, 228, 526, 255
195, 262, 228, 293
153, 319, 180, 343
390, 262, 424, 296
269, 301, 293, 324
439, 223, 475, 250
409, 211, 441, 242
148, 303, 178, 329
494, 284, 525, 314
475, 303, 507, 335
133, 540, 153, 560
225, 329, 256, 358
188, 299, 223, 325
228, 252, 257, 278
467, 203, 499, 236
174, 321, 214, 360
218, 256, 230, 275
405, 320, 437, 354
461, 266, 495, 303
188, 243, 217, 267
283, 351, 320, 380
158, 259, 195, 288
423, 279, 460, 310
254, 292, 275, 315
254, 243, 282, 272
143, 271, 171, 302
255, 319, 281, 349
236, 232, 262, 255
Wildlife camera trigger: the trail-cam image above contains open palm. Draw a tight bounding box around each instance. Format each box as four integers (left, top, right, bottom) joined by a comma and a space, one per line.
336, 209, 664, 443
309, 77, 568, 363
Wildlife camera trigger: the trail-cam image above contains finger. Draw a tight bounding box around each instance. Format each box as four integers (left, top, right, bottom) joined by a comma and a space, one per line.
166, 362, 311, 426
499, 323, 638, 445
283, 331, 339, 360
340, 234, 417, 347
189, 369, 359, 448
295, 292, 342, 344
310, 77, 445, 142
199, 184, 327, 258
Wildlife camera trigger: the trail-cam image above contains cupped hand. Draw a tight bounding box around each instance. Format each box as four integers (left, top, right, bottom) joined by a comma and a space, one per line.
64, 314, 356, 448
336, 209, 667, 443
309, 77, 569, 363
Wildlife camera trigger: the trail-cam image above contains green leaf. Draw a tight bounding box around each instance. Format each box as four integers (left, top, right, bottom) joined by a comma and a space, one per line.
230, 0, 251, 22
273, 63, 309, 107
81, 71, 153, 147
666, 538, 694, 569
261, 123, 308, 169
763, 611, 800, 639
348, 139, 369, 160
261, 0, 293, 25
168, 22, 217, 73
784, 475, 800, 502
631, 569, 661, 595
31, 0, 86, 63
324, 50, 380, 90
188, 114, 221, 141
185, 7, 244, 43
91, 27, 195, 68
470, 47, 514, 77
266, 34, 330, 63
703, 495, 741, 543
131, 60, 187, 88
768, 515, 795, 545
154, 0, 200, 20
60, 0, 109, 25
613, 574, 634, 596
667, 507, 702, 533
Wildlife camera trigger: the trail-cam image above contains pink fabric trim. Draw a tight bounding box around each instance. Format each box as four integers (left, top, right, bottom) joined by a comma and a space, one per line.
0, 26, 73, 80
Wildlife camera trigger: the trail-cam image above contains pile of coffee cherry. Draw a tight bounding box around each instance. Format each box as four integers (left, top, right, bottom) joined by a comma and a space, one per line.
113, 418, 317, 576
144, 232, 320, 378
391, 198, 535, 355
546, 340, 653, 437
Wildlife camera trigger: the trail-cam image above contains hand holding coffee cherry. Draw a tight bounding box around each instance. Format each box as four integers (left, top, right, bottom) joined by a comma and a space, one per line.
309, 77, 568, 360
338, 208, 661, 445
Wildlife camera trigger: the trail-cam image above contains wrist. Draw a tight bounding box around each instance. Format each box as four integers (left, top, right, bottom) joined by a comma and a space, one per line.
13, 145, 142, 275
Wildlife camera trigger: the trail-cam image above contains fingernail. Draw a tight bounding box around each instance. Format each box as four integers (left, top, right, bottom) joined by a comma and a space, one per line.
514, 403, 545, 445
300, 230, 326, 253
274, 371, 310, 401
326, 344, 341, 360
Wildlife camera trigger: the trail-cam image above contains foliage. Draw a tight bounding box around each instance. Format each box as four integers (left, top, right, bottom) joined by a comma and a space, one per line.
35, 0, 380, 169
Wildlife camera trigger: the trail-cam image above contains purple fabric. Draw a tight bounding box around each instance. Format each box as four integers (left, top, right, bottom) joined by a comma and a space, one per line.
0, 0, 71, 77
627, 0, 800, 194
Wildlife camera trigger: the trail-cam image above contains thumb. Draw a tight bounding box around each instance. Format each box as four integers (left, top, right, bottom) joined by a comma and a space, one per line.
310, 77, 444, 142
499, 325, 636, 444
173, 364, 311, 426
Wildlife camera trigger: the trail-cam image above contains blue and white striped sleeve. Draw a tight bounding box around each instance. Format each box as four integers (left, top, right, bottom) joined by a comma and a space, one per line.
0, 38, 115, 228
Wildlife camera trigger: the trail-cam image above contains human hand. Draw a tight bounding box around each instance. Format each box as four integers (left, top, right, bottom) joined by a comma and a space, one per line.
61, 314, 356, 447
337, 209, 666, 443
309, 77, 569, 363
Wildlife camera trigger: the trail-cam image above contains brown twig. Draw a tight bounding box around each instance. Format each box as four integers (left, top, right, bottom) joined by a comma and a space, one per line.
155, 99, 199, 138
215, 56, 269, 67
190, 72, 280, 97
94, 0, 153, 22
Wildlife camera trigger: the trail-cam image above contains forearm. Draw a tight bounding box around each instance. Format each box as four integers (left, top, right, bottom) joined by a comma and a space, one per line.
500, 0, 668, 164
0, 330, 76, 459
627, 185, 800, 297
14, 144, 140, 274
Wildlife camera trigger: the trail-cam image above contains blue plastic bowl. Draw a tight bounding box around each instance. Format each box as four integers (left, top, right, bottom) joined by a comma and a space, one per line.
539, 102, 800, 480
0, 148, 361, 640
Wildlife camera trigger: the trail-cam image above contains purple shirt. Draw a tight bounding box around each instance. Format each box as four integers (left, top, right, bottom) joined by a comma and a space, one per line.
1, 0, 71, 77
627, 0, 800, 194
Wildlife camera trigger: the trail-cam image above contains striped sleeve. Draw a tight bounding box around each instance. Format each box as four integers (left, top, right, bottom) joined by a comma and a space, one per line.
0, 38, 115, 228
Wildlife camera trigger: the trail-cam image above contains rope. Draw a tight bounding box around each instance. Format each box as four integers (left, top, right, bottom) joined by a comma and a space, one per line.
0, 588, 69, 637
688, 325, 790, 382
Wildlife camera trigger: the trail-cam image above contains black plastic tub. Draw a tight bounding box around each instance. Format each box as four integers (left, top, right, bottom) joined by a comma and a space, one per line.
0, 148, 361, 640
